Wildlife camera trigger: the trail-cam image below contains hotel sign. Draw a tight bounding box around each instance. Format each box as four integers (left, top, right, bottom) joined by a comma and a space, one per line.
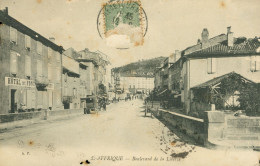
5, 77, 35, 87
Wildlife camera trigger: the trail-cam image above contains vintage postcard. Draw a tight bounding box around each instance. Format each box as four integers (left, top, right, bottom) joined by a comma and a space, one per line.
0, 0, 260, 165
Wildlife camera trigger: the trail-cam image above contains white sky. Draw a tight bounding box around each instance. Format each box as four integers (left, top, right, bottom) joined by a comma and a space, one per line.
1, 0, 259, 67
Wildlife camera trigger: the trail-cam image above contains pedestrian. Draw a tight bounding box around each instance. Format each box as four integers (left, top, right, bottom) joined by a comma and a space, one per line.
102, 97, 106, 111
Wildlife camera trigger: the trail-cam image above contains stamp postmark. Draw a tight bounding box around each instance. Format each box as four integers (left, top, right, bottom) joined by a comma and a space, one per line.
97, 0, 148, 48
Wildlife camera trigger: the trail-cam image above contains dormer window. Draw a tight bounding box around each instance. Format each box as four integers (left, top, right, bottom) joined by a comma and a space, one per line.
10, 27, 17, 44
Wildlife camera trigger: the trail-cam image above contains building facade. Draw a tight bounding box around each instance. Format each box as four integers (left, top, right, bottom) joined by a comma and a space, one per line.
0, 8, 63, 114
155, 27, 260, 115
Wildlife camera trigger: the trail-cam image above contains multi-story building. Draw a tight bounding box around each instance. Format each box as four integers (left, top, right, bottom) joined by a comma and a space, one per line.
0, 8, 63, 114
118, 75, 154, 94
62, 50, 81, 109
163, 27, 260, 115
182, 27, 260, 114
78, 48, 110, 97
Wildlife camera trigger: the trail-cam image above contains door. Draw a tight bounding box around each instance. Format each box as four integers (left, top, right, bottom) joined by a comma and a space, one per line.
11, 89, 16, 113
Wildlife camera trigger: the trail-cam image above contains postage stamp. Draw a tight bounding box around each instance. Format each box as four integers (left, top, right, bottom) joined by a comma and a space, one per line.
97, 0, 148, 48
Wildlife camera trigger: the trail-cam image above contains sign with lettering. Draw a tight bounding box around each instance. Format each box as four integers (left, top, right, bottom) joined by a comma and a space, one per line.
5, 77, 35, 88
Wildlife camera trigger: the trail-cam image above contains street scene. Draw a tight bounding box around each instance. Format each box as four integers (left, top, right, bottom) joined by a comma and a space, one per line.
0, 0, 260, 165
0, 99, 258, 166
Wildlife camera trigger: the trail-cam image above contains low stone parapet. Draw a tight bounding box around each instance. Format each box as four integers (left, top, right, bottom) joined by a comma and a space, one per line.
155, 109, 205, 144
0, 111, 45, 130
0, 108, 84, 130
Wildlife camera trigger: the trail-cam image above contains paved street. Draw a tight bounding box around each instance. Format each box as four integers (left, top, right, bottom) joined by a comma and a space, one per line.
0, 100, 259, 166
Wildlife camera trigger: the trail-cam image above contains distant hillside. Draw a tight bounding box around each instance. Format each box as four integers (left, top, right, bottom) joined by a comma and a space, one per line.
113, 56, 166, 77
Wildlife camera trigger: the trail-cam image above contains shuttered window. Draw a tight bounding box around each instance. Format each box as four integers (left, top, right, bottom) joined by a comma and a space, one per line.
10, 27, 17, 43
56, 52, 60, 62
207, 58, 216, 74
48, 63, 52, 80
250, 56, 259, 72
25, 35, 31, 49
37, 41, 42, 55
37, 60, 43, 78
10, 51, 19, 74
48, 47, 52, 58
25, 55, 31, 77
56, 67, 60, 81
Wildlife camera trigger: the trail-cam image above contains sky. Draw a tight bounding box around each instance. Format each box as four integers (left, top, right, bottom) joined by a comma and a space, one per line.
0, 0, 259, 67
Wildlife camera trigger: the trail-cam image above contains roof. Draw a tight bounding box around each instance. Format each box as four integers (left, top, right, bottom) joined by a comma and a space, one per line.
0, 9, 64, 53
186, 37, 260, 58
192, 72, 255, 89
183, 34, 227, 56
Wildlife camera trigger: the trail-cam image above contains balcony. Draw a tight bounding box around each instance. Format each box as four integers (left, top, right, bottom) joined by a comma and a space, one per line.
35, 76, 48, 90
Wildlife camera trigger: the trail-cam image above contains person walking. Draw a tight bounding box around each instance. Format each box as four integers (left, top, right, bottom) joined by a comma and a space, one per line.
102, 97, 106, 111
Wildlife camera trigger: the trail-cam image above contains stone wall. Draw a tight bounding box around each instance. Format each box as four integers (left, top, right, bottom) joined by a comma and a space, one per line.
155, 109, 205, 144
0, 108, 84, 130
152, 108, 260, 147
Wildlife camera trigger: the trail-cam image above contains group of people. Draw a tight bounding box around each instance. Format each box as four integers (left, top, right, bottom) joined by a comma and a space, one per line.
98, 97, 107, 111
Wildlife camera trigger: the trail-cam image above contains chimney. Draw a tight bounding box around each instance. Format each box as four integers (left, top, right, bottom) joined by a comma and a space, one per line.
227, 26, 234, 47
49, 37, 55, 43
175, 50, 181, 61
201, 28, 209, 49
168, 53, 175, 63
2, 7, 8, 15
201, 28, 209, 43
197, 39, 201, 44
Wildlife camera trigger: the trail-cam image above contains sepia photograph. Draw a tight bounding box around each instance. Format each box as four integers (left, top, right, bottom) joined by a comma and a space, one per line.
0, 0, 260, 165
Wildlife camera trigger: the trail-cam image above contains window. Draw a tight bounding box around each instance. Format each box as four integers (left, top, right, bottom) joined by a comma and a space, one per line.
10, 51, 19, 74
48, 47, 52, 58
56, 52, 60, 62
56, 67, 60, 81
37, 60, 43, 78
25, 55, 31, 77
250, 56, 259, 72
48, 63, 52, 80
10, 27, 17, 44
25, 35, 31, 49
64, 73, 68, 82
64, 86, 68, 96
207, 58, 216, 74
37, 41, 42, 55
73, 88, 77, 97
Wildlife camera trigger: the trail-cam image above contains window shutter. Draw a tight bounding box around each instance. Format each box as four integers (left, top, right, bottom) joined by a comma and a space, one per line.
37, 60, 42, 78
56, 52, 60, 62
56, 67, 60, 81
250, 56, 256, 72
25, 35, 31, 48
48, 47, 52, 58
207, 58, 212, 74
25, 55, 31, 77
48, 64, 52, 80
256, 56, 259, 71
37, 41, 42, 55
211, 58, 216, 73
10, 51, 18, 74
10, 27, 17, 43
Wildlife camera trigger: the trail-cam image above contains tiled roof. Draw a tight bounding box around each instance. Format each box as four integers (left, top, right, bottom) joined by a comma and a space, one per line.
186, 37, 260, 58
191, 72, 255, 89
